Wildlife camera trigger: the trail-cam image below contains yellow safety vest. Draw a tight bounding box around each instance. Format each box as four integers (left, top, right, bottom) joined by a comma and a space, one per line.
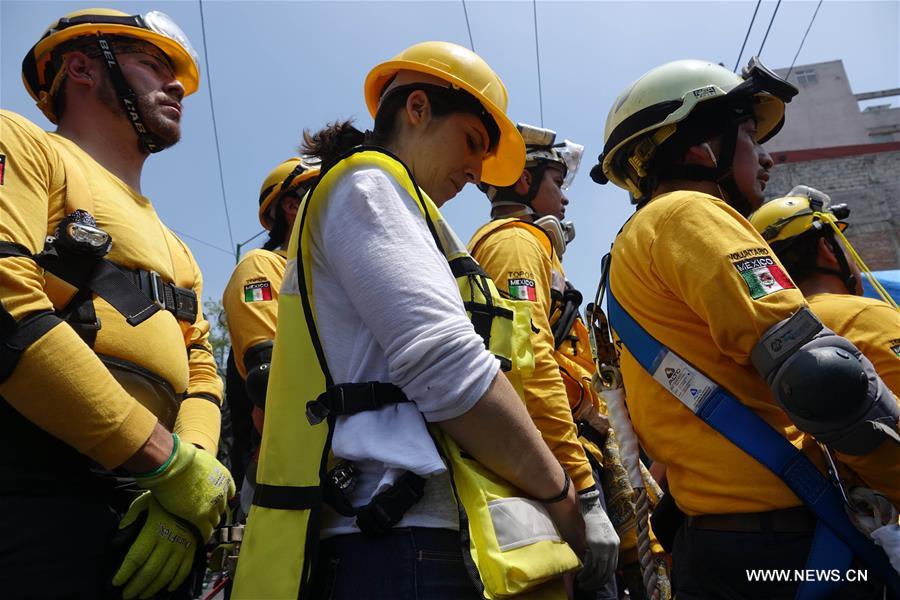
233, 148, 578, 599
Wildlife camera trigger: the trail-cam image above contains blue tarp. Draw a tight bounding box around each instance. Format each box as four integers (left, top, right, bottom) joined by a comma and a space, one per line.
862, 270, 900, 304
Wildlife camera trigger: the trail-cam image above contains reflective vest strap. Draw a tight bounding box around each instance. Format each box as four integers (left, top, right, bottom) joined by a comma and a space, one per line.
253, 484, 322, 511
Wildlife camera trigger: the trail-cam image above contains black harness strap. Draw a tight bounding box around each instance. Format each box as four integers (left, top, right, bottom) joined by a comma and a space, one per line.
89, 260, 162, 325
0, 241, 33, 260
0, 310, 63, 383
355, 471, 426, 536
36, 251, 198, 327
183, 392, 220, 406
449, 255, 487, 278
306, 381, 410, 425
305, 380, 427, 536
551, 284, 583, 350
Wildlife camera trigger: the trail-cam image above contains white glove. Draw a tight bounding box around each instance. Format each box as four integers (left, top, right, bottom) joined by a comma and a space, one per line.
577, 488, 620, 590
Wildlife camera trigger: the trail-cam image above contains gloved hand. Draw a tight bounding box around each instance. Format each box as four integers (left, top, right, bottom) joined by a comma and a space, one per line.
136, 433, 235, 542
576, 488, 620, 590
112, 492, 197, 599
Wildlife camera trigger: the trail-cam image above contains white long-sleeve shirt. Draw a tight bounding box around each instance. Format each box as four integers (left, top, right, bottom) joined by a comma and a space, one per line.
308, 165, 500, 535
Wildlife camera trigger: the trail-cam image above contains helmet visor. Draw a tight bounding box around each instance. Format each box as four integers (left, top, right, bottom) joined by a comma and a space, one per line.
739, 57, 798, 103
554, 140, 584, 190
141, 11, 199, 71
43, 11, 198, 74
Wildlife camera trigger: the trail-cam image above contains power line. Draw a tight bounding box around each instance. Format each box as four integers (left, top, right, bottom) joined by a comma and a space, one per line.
756, 0, 783, 59
734, 0, 762, 72
532, 0, 544, 127
461, 0, 475, 52
786, 0, 824, 79
172, 228, 233, 255
198, 0, 236, 254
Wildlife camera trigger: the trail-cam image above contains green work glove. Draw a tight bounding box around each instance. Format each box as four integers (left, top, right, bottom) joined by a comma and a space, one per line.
136, 433, 235, 542
112, 492, 197, 599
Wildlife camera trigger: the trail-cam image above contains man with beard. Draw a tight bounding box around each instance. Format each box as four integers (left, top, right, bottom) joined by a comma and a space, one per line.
0, 9, 233, 599
590, 58, 899, 598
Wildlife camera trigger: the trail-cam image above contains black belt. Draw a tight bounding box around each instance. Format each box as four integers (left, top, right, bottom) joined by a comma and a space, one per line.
686, 506, 817, 533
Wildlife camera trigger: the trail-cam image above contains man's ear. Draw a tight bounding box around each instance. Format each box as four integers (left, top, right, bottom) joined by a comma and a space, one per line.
513, 169, 532, 195
63, 51, 98, 90
404, 89, 431, 126
683, 140, 718, 167
817, 235, 840, 268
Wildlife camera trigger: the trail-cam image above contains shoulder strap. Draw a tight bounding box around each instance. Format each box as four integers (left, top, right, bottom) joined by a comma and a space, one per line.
470, 218, 554, 260
47, 136, 93, 215
606, 276, 900, 596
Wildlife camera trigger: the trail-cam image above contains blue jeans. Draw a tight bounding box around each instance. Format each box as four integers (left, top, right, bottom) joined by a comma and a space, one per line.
310, 527, 481, 600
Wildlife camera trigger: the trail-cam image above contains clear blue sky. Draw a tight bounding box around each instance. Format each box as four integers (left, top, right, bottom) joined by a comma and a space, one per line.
3, 0, 898, 308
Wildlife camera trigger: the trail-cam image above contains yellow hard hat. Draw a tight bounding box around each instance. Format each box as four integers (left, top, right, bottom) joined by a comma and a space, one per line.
750, 186, 899, 308
749, 185, 848, 245
258, 157, 321, 229
595, 57, 797, 197
364, 41, 525, 187
22, 8, 200, 123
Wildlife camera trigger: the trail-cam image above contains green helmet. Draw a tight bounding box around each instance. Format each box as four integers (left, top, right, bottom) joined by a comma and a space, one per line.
590, 57, 797, 201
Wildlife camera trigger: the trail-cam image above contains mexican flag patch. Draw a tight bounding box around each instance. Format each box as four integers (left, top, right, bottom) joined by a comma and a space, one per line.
732, 256, 794, 299
243, 280, 272, 302
508, 277, 536, 301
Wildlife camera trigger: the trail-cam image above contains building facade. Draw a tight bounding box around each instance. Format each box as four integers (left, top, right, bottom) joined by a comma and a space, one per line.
764, 60, 900, 270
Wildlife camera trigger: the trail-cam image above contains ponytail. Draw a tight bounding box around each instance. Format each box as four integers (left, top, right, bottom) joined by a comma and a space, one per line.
302, 120, 367, 166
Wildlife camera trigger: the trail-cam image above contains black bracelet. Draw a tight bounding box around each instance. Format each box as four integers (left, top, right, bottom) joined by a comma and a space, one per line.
535, 465, 571, 504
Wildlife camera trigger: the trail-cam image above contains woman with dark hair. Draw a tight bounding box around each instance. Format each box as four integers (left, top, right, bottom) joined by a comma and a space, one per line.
233, 42, 588, 599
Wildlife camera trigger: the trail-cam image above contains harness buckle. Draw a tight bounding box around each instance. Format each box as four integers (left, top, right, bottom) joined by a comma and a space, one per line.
305, 399, 330, 425
148, 271, 165, 309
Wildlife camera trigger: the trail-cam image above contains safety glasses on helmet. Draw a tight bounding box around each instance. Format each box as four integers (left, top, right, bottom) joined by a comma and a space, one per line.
45, 11, 199, 69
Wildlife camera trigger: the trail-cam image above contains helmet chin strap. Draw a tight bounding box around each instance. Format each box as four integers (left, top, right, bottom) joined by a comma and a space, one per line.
818, 231, 859, 295
490, 162, 551, 219
95, 35, 167, 154
660, 117, 759, 217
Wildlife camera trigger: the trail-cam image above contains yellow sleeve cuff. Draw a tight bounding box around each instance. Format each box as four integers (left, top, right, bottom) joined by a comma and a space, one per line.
174, 396, 222, 454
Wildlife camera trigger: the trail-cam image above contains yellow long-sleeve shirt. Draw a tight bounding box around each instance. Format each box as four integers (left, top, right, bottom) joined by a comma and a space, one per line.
611, 189, 824, 516
806, 293, 900, 509
0, 110, 222, 466
470, 219, 594, 491
222, 248, 286, 379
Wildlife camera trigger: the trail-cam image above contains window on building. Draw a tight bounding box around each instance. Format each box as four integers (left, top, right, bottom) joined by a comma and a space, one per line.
794, 68, 818, 85
869, 132, 896, 143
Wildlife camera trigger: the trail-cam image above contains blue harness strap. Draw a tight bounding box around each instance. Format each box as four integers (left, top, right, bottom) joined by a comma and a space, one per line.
606, 281, 900, 598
